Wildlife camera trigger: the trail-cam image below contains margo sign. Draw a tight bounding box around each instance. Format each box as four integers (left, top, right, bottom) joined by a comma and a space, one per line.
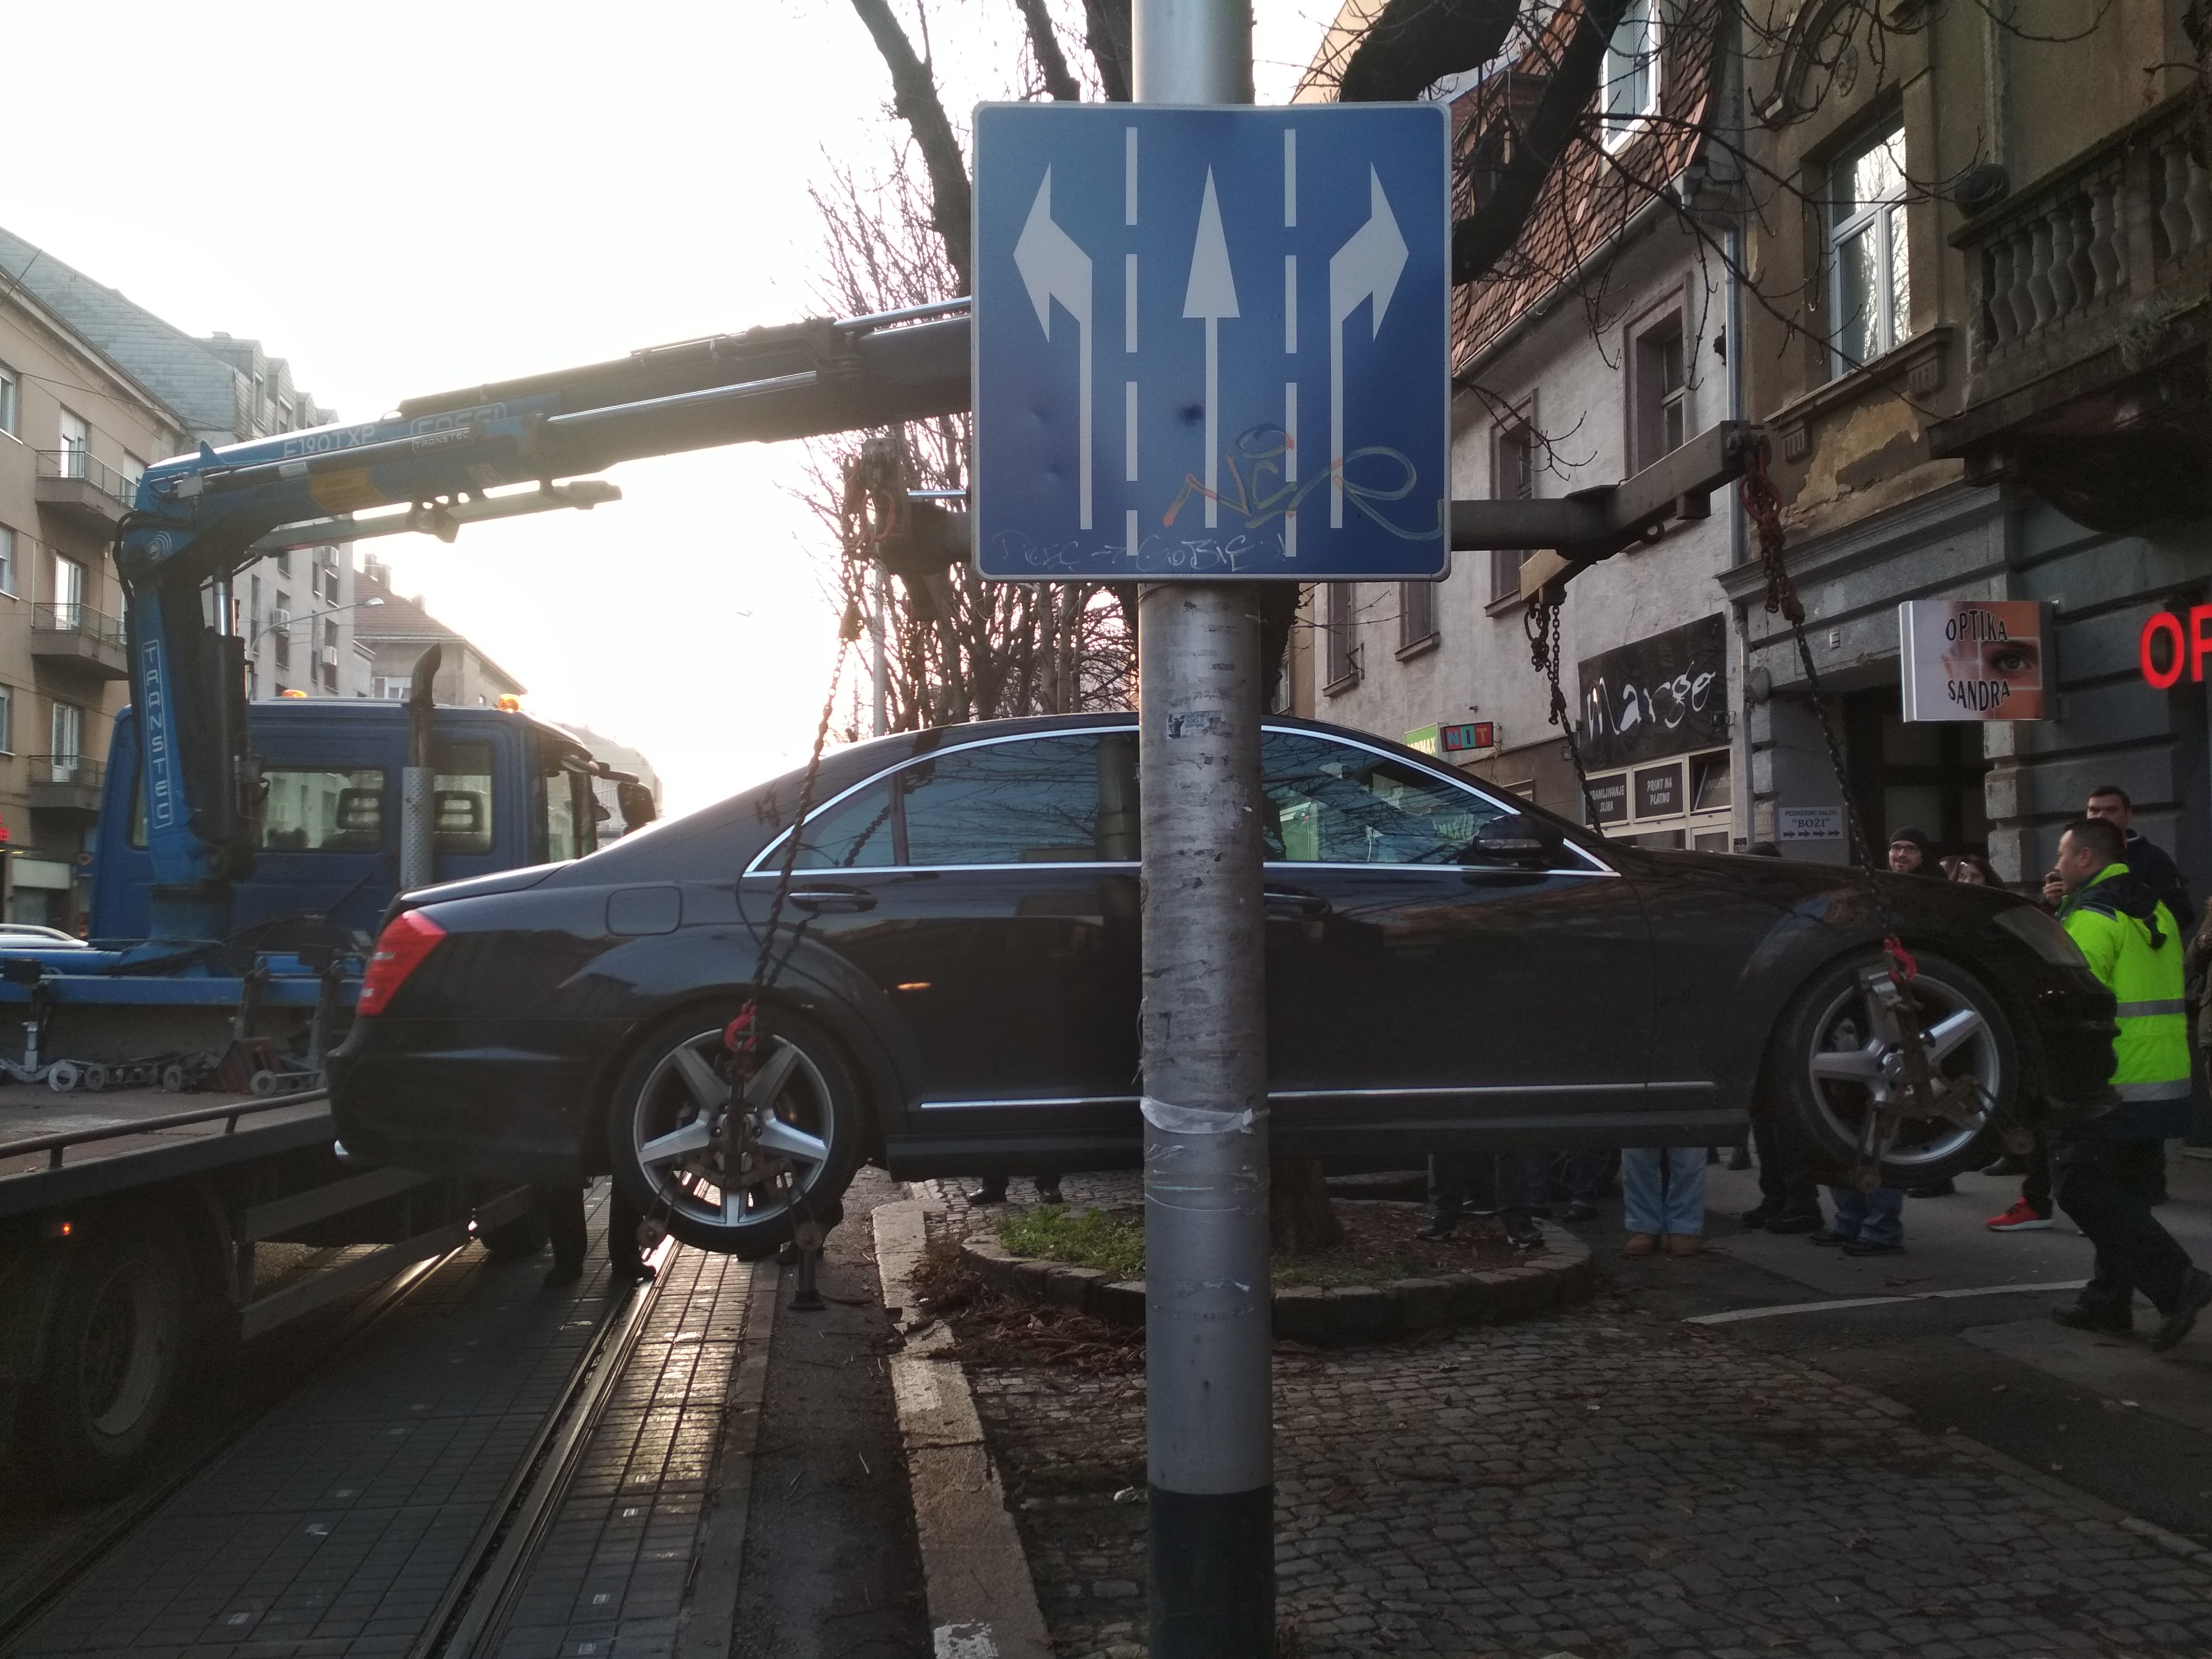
2139, 605, 2212, 688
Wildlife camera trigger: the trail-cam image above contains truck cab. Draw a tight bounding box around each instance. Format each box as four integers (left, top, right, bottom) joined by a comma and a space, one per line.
90, 701, 603, 943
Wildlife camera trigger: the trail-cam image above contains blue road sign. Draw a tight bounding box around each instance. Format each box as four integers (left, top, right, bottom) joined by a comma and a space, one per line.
973, 102, 1450, 582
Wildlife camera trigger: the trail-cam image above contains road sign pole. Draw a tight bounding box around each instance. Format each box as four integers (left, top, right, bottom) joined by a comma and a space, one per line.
1133, 5, 1272, 1656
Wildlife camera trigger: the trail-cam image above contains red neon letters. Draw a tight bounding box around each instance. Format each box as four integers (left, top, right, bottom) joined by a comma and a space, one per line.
2140, 605, 2212, 688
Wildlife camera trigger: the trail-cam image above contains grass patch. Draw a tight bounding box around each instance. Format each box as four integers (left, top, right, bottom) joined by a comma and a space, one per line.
996, 1205, 1147, 1281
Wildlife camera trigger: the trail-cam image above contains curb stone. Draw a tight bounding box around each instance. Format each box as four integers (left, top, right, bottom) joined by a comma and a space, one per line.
875, 1196, 1053, 1659
959, 1221, 1594, 1343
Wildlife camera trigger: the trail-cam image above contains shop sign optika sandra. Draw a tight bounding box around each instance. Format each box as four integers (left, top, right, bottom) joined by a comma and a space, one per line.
1898, 599, 2048, 721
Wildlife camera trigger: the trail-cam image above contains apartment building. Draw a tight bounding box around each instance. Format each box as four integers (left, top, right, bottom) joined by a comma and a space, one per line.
0, 230, 368, 709
352, 556, 526, 711
0, 262, 185, 926
1733, 0, 2212, 893
1293, 0, 1753, 856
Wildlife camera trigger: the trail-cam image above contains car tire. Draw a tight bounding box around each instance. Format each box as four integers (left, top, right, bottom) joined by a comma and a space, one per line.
20, 1228, 188, 1497
605, 1006, 861, 1258
1767, 950, 2011, 1187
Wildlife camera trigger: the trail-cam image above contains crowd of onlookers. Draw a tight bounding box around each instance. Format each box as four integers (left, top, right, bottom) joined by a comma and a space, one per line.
1409, 783, 2212, 1354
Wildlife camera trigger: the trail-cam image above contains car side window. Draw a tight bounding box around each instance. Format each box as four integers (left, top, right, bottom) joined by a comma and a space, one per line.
791, 779, 900, 869
903, 733, 1137, 866
1260, 732, 1507, 865
260, 767, 388, 852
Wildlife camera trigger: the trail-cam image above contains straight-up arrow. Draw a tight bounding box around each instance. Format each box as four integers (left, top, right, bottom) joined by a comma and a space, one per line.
1328, 167, 1408, 529
1015, 167, 1095, 529
1183, 167, 1240, 530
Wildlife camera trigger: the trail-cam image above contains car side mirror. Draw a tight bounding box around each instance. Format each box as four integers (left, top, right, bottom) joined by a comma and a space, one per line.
617, 781, 658, 831
1467, 812, 1563, 866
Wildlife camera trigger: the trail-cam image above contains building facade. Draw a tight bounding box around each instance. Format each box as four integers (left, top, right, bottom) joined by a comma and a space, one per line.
1733, 0, 2212, 898
0, 267, 185, 926
352, 556, 526, 711
1294, 0, 1754, 858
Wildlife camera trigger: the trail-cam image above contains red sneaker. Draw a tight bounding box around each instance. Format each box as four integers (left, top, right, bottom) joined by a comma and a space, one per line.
1987, 1198, 2055, 1232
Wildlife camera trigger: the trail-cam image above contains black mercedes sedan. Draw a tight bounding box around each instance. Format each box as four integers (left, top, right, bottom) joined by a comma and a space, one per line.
329, 713, 2116, 1256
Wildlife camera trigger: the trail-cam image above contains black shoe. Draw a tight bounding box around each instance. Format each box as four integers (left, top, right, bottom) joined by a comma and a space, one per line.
2151, 1269, 2212, 1353
611, 1258, 657, 1285
544, 1260, 583, 1288
1413, 1218, 1459, 1242
2051, 1302, 2135, 1336
1506, 1221, 1546, 1252
1841, 1238, 1903, 1256
1764, 1211, 1824, 1236
1904, 1179, 1956, 1199
1035, 1180, 1065, 1204
1807, 1229, 1855, 1247
1739, 1202, 1776, 1230
965, 1183, 1009, 1205
1978, 1155, 2027, 1178
1559, 1202, 1602, 1224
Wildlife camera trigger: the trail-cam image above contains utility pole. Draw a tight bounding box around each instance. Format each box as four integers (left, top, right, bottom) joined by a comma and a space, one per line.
1133, 4, 1272, 1655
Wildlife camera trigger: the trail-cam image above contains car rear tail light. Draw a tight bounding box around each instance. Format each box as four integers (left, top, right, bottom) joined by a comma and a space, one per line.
358, 910, 447, 1017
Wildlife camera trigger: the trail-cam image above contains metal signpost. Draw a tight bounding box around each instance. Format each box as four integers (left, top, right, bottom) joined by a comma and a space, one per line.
971, 9, 1450, 1653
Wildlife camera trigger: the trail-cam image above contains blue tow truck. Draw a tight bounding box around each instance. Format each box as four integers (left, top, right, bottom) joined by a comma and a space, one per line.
0, 300, 966, 1494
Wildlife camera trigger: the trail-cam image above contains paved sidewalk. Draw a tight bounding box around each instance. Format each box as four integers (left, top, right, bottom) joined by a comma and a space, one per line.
968, 1293, 2212, 1658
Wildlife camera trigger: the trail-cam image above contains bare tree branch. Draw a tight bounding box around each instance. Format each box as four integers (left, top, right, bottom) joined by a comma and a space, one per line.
848, 0, 975, 291
1016, 0, 1085, 99
1084, 0, 1133, 100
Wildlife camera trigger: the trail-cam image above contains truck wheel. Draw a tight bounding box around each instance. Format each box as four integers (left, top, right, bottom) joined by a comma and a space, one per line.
606, 1008, 860, 1259
47, 1061, 80, 1095
1767, 950, 2010, 1187
23, 1232, 187, 1497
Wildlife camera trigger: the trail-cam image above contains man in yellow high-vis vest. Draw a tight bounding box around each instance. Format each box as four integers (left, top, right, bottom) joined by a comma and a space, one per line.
2049, 817, 2211, 1353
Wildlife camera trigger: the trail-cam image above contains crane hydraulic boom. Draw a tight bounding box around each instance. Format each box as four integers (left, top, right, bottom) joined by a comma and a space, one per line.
116, 304, 971, 941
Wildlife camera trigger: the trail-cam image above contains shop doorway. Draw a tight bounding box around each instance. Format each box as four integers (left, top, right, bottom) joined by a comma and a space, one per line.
1842, 686, 1990, 857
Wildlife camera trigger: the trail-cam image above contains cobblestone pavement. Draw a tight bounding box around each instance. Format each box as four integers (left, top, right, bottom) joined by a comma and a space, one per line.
965, 1294, 2212, 1658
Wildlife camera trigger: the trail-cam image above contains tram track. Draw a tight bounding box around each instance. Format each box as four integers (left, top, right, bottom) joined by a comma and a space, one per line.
0, 1244, 459, 1649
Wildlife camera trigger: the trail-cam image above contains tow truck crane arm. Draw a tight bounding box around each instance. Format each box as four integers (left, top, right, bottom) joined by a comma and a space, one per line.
118, 304, 970, 940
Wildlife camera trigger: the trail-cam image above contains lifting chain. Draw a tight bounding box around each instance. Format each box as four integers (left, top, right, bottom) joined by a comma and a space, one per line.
1737, 451, 2006, 1186
1523, 583, 1603, 828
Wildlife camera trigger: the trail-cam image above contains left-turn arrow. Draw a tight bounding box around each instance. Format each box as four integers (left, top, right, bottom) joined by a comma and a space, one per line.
1015, 167, 1096, 530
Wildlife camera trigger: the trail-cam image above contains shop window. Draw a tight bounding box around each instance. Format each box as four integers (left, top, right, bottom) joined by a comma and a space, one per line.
1490, 414, 1536, 602
1691, 750, 1732, 812
1398, 580, 1437, 652
1324, 583, 1361, 690
1630, 308, 1688, 472
1830, 123, 1912, 374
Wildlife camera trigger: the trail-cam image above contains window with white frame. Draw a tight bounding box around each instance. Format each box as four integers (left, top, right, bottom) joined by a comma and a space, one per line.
1324, 583, 1361, 690
57, 409, 88, 477
1830, 123, 1912, 374
1601, 0, 1661, 145
1490, 414, 1537, 602
0, 363, 17, 437
52, 554, 84, 629
0, 526, 14, 597
0, 686, 13, 754
51, 700, 83, 776
1629, 306, 1689, 472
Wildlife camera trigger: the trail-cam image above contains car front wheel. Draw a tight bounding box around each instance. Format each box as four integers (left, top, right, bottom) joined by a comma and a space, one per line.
605, 1007, 860, 1257
1768, 950, 2013, 1187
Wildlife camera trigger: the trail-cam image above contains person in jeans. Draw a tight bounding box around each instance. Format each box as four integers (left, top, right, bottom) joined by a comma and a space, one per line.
1810, 1183, 1905, 1255
1621, 1145, 1705, 1256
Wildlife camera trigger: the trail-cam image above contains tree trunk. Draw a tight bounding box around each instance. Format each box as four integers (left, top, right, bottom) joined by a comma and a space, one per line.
1269, 1157, 1345, 1254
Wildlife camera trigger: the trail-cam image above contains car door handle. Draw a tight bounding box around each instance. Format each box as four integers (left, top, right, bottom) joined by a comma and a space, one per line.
1264, 886, 1329, 918
787, 886, 877, 913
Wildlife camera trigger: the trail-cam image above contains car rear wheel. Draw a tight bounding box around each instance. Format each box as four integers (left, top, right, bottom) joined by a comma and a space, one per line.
1768, 950, 2010, 1186
605, 1007, 860, 1258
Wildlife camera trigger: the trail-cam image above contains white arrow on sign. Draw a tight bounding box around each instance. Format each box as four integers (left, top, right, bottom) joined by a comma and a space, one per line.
1182, 167, 1240, 530
1015, 167, 1095, 529
1327, 167, 1409, 529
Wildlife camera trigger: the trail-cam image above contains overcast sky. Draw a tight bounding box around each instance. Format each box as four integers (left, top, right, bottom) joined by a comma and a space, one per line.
3, 1, 1334, 816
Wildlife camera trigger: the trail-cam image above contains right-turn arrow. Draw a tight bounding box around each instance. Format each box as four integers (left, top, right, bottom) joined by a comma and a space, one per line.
1015, 166, 1096, 529
1328, 167, 1409, 529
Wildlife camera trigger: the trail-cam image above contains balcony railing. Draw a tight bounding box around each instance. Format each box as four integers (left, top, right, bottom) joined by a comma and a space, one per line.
31, 604, 127, 650
33, 449, 139, 509
1959, 97, 2211, 375
28, 755, 104, 791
